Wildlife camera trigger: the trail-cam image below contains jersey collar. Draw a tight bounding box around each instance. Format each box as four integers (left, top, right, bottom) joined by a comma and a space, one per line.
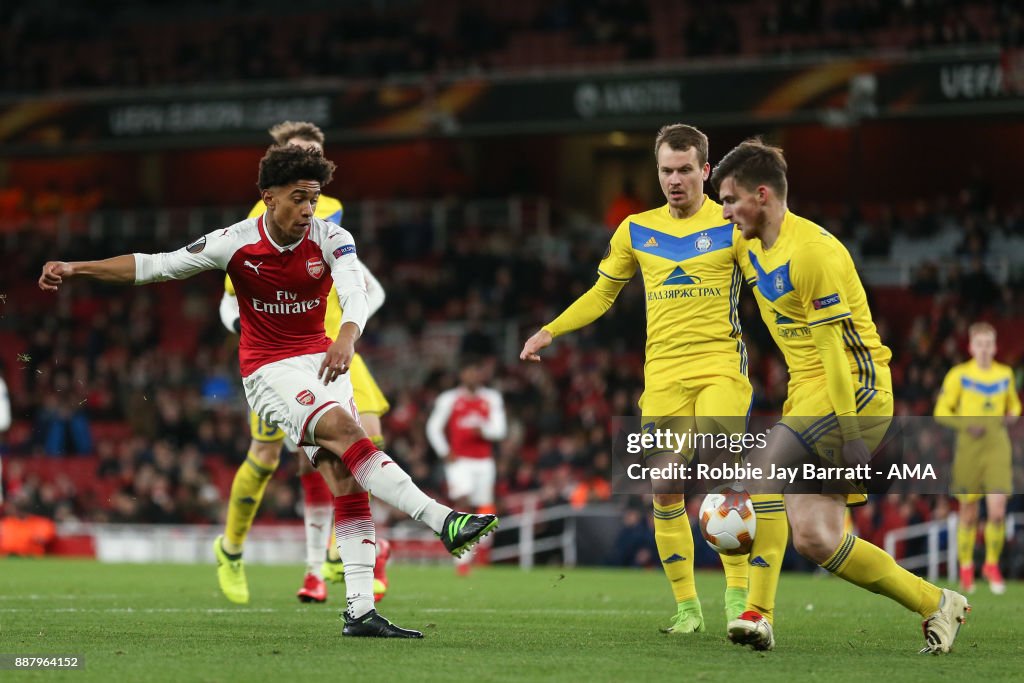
257, 213, 306, 253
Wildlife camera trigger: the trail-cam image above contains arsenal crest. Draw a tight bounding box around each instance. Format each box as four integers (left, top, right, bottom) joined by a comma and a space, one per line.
296, 389, 315, 406
306, 257, 325, 279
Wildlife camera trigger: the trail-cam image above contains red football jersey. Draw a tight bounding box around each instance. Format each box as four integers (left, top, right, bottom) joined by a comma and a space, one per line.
426, 386, 507, 460
134, 214, 366, 376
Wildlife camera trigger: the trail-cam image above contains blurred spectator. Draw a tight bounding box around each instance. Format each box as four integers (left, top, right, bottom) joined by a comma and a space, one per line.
604, 180, 646, 231
0, 494, 57, 556
608, 504, 658, 567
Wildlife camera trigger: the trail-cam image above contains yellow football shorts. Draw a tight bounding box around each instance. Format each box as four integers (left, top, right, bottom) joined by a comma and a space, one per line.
951, 432, 1012, 501
780, 379, 894, 506
639, 366, 753, 463
248, 352, 390, 442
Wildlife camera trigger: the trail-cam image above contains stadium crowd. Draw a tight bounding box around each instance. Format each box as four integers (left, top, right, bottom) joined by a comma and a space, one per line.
1, 0, 1018, 94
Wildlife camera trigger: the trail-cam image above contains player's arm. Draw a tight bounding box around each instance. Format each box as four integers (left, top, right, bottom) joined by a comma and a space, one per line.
219, 275, 241, 334
792, 242, 866, 459
1005, 369, 1021, 426
358, 259, 385, 319
320, 230, 367, 384
40, 230, 227, 292
39, 254, 137, 289
425, 390, 455, 458
933, 367, 962, 429
809, 323, 860, 440
521, 221, 635, 361
479, 389, 507, 442
0, 377, 10, 432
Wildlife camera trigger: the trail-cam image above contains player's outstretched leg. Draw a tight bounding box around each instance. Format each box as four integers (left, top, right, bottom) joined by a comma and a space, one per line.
439, 510, 499, 558
213, 535, 249, 605
326, 435, 499, 556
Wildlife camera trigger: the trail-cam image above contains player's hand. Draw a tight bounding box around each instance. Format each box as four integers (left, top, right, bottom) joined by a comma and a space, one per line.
966, 424, 986, 438
1003, 414, 1018, 427
319, 338, 354, 385
520, 329, 553, 362
841, 438, 871, 467
39, 261, 73, 291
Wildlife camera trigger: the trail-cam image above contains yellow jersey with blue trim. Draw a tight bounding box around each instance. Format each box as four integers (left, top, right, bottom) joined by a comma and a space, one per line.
936, 359, 1021, 420
600, 197, 748, 372
742, 211, 892, 390
223, 195, 345, 340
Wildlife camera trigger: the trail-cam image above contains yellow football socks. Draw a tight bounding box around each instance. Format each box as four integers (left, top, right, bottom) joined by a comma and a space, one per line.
653, 499, 697, 603
821, 533, 941, 617
720, 552, 749, 589
984, 520, 1005, 565
223, 455, 275, 553
746, 494, 787, 624
957, 523, 977, 569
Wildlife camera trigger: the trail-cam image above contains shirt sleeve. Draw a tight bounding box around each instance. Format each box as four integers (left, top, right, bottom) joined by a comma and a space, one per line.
1006, 368, 1022, 417
543, 277, 627, 338
791, 242, 852, 327
598, 219, 638, 283
358, 259, 385, 320
479, 389, 507, 442
133, 228, 234, 284
323, 229, 368, 335
809, 322, 860, 439
933, 366, 962, 428
0, 377, 11, 432
426, 390, 455, 458
219, 290, 240, 334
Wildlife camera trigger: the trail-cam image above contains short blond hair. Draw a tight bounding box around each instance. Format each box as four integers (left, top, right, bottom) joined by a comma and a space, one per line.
968, 321, 996, 339
268, 121, 325, 146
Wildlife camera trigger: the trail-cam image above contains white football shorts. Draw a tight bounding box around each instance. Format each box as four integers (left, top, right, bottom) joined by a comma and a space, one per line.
445, 457, 496, 507
242, 352, 358, 453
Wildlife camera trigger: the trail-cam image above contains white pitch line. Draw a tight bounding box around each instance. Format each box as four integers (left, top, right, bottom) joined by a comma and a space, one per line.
0, 594, 137, 601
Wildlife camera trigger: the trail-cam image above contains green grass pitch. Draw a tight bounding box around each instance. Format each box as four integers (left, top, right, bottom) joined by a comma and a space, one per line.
0, 559, 1020, 682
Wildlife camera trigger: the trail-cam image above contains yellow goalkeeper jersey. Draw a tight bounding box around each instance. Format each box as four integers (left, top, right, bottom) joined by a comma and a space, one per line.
742, 211, 892, 391
224, 196, 345, 340
600, 197, 748, 373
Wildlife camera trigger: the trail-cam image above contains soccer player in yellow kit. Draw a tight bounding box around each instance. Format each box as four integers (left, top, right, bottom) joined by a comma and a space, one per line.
214, 122, 392, 605
713, 138, 969, 654
522, 124, 783, 634
935, 322, 1020, 595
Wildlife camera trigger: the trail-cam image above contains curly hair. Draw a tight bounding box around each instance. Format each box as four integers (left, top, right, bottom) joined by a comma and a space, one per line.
257, 144, 336, 191
268, 120, 325, 146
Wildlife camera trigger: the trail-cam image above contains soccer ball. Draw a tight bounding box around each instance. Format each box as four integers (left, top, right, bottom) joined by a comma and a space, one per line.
698, 486, 756, 555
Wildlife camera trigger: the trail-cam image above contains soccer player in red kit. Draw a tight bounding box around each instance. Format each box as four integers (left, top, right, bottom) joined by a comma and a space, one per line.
38, 145, 497, 638
427, 355, 507, 573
